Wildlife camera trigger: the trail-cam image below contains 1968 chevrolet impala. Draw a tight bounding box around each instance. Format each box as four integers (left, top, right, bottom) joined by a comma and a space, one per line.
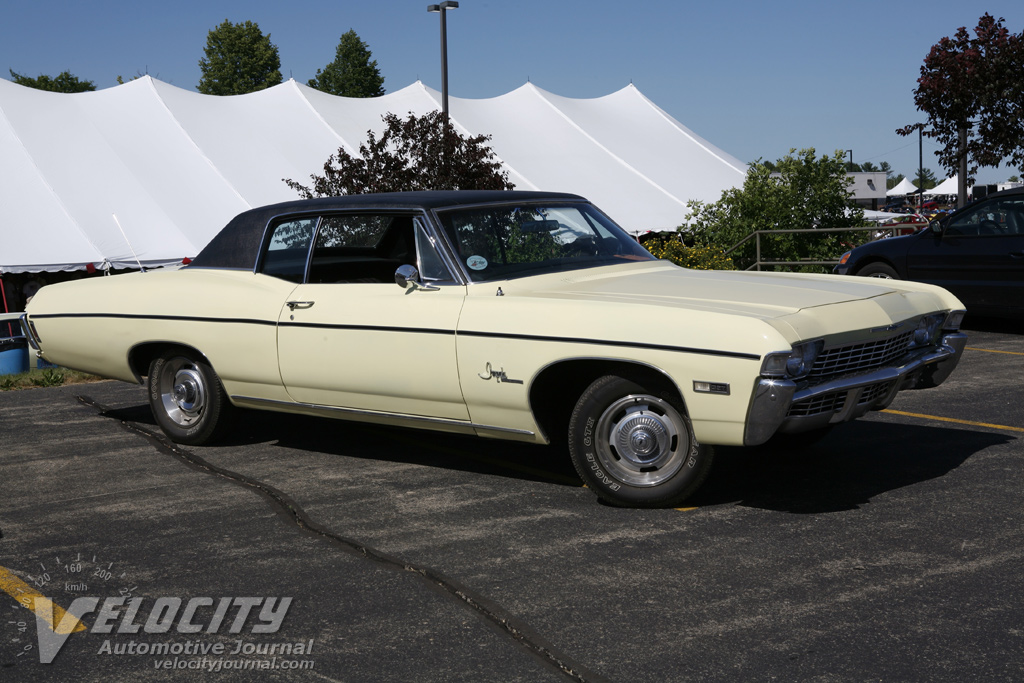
22, 191, 968, 507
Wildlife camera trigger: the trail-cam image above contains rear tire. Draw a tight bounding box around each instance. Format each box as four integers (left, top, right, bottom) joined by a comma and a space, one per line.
148, 351, 233, 445
568, 375, 713, 507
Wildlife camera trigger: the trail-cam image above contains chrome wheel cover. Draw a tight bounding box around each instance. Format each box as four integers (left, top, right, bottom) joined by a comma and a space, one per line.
594, 394, 688, 487
159, 358, 207, 427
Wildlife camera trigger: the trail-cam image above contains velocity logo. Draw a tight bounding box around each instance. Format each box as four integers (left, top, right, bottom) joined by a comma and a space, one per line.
3, 565, 291, 665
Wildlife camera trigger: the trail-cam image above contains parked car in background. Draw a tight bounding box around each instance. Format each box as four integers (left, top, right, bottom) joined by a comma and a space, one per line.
883, 199, 910, 212
837, 186, 1024, 319
878, 213, 929, 236
23, 191, 968, 507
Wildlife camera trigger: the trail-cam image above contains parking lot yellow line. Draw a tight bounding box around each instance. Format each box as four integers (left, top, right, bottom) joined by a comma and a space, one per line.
0, 566, 86, 633
965, 346, 1024, 356
882, 409, 1024, 434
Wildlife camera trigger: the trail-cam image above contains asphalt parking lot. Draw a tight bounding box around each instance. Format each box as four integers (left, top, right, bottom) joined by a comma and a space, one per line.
2, 320, 1022, 682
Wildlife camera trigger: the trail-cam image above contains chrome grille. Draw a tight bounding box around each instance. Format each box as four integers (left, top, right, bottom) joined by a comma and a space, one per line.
787, 381, 895, 418
809, 331, 914, 380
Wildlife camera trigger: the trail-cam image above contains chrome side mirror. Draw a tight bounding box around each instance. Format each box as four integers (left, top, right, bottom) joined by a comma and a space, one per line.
929, 218, 944, 234
395, 264, 418, 289
395, 264, 438, 291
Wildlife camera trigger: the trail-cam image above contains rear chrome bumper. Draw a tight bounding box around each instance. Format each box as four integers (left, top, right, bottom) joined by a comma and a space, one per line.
743, 332, 968, 446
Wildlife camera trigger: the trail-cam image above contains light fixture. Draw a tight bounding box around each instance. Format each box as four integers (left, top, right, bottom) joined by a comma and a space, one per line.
427, 1, 459, 120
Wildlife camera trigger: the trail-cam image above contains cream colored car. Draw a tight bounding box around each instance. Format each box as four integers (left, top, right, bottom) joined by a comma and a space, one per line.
22, 191, 968, 507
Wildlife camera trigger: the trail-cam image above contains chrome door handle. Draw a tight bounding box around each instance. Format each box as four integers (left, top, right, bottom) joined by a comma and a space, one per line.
286, 301, 315, 310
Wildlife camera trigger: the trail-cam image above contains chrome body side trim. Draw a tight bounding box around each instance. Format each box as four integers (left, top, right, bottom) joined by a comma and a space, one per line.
743, 332, 968, 446
19, 314, 40, 350
230, 395, 536, 437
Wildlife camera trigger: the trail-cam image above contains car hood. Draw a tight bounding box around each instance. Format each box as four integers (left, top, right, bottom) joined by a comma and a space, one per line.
856, 231, 932, 262
517, 261, 905, 318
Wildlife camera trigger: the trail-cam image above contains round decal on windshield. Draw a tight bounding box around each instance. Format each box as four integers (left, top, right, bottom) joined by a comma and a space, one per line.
466, 255, 488, 270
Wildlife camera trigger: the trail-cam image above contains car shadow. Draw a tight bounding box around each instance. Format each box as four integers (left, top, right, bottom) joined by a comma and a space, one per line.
240, 410, 584, 487
96, 403, 1009, 512
96, 401, 582, 488
688, 421, 1011, 513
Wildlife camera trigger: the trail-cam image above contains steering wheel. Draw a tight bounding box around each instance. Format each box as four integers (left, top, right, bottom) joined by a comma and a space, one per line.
978, 219, 1002, 234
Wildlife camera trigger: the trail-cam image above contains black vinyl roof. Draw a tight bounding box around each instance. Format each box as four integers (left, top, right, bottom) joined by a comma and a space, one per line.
189, 191, 587, 271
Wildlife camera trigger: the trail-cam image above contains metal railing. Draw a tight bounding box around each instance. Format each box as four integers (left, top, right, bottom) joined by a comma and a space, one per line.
723, 225, 918, 271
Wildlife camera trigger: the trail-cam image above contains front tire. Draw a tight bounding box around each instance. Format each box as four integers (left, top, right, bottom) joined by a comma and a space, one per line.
856, 262, 899, 279
568, 375, 713, 507
148, 351, 233, 445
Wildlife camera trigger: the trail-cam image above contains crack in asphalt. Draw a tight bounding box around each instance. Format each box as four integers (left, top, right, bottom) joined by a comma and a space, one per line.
77, 394, 609, 683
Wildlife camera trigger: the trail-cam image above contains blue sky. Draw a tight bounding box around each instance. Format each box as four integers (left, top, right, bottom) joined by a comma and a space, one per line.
3, 0, 1021, 185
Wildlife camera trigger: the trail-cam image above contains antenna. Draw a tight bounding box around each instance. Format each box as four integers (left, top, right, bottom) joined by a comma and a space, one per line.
112, 214, 146, 272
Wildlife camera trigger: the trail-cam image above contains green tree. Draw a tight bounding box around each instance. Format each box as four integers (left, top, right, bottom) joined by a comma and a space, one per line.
683, 148, 863, 272
8, 69, 95, 92
307, 29, 385, 97
898, 14, 1024, 199
283, 110, 513, 196
887, 173, 906, 190
913, 168, 937, 190
197, 19, 282, 95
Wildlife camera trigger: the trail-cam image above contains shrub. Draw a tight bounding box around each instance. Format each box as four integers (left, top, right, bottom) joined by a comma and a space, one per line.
644, 236, 734, 270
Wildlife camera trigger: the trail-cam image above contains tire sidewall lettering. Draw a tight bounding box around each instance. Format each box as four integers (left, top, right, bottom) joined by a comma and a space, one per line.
584, 452, 620, 491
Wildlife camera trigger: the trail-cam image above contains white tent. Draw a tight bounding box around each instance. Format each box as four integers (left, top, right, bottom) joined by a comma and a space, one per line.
0, 77, 747, 273
925, 176, 958, 195
886, 177, 917, 196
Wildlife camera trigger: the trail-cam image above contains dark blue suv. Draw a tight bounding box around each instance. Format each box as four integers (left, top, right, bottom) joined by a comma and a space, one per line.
836, 186, 1024, 319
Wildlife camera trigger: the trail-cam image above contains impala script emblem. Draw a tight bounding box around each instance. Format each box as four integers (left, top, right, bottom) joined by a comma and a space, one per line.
477, 363, 523, 384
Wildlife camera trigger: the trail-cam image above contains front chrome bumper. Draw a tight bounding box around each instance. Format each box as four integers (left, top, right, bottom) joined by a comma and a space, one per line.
743, 331, 968, 446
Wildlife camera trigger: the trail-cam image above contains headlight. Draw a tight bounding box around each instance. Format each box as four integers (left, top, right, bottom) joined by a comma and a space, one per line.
761, 340, 824, 380
838, 251, 852, 265
911, 314, 945, 348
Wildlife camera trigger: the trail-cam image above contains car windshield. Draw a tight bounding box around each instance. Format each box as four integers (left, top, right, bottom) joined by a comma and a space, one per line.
435, 203, 655, 282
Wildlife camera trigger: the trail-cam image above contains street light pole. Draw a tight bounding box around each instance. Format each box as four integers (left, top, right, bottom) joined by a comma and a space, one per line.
918, 124, 924, 212
427, 1, 459, 120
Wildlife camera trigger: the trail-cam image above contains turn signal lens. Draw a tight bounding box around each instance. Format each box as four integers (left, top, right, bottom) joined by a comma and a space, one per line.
943, 310, 966, 331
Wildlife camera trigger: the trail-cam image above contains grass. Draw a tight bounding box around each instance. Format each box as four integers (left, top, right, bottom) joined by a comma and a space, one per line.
0, 366, 106, 391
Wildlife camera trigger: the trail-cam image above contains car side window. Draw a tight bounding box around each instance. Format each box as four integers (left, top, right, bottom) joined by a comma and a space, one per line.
316, 215, 392, 248
304, 214, 408, 284
261, 213, 456, 285
946, 199, 1024, 237
261, 218, 316, 283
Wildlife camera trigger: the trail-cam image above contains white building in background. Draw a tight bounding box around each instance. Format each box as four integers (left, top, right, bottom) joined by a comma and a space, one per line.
847, 172, 888, 210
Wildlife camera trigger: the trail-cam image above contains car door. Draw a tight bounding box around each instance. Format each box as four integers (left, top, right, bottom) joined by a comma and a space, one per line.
273, 212, 470, 420
906, 198, 1024, 315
